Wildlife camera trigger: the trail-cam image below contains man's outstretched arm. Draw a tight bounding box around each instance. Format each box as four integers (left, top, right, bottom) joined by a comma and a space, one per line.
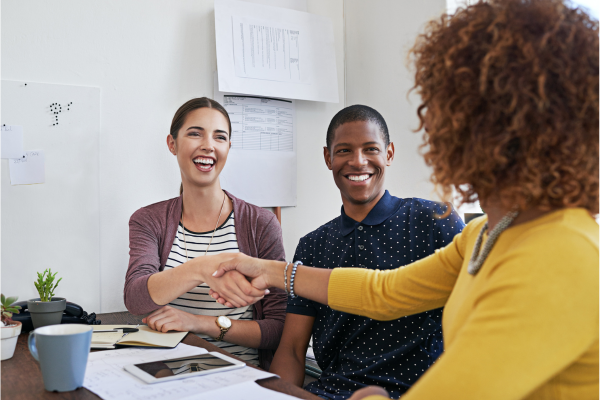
269, 313, 315, 387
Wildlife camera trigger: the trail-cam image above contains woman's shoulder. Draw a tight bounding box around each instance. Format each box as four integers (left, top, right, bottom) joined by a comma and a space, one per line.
515, 208, 597, 252
130, 196, 181, 225
497, 209, 598, 285
227, 191, 279, 228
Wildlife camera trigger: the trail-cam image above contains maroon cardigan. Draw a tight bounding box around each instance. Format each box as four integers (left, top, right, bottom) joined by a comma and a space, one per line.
124, 191, 287, 369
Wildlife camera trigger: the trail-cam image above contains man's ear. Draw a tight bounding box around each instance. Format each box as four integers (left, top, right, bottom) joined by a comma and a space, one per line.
386, 142, 395, 166
167, 134, 177, 155
323, 146, 333, 170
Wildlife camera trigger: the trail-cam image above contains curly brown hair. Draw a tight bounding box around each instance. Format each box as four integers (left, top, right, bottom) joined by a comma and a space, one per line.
410, 0, 599, 214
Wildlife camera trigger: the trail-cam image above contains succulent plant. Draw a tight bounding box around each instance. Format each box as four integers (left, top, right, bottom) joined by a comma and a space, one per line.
34, 269, 62, 302
1, 294, 21, 325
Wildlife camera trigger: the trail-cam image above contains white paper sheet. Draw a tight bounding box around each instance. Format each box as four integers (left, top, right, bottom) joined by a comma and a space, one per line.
180, 381, 299, 400
232, 16, 302, 83
215, 74, 297, 207
84, 344, 277, 400
225, 95, 294, 152
8, 150, 45, 185
1, 124, 24, 159
215, 0, 339, 102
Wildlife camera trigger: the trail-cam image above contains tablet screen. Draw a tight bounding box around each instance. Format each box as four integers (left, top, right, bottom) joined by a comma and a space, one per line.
134, 354, 237, 378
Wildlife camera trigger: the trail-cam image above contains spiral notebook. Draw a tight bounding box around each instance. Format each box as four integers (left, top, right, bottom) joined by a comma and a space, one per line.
91, 325, 188, 349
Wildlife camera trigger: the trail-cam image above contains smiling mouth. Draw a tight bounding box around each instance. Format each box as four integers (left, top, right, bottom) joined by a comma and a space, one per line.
346, 174, 372, 183
193, 157, 215, 172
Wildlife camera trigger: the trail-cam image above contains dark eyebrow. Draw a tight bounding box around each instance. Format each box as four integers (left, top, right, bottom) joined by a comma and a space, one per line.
186, 126, 229, 136
333, 141, 382, 149
333, 142, 352, 149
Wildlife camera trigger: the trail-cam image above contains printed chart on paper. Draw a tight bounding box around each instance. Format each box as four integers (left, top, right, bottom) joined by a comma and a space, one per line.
232, 16, 300, 83
224, 95, 293, 152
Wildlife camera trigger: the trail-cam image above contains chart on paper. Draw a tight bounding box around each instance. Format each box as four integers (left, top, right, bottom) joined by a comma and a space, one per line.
232, 16, 300, 83
224, 95, 294, 152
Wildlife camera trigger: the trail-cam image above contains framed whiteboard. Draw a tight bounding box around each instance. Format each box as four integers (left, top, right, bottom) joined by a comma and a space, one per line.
1, 80, 101, 312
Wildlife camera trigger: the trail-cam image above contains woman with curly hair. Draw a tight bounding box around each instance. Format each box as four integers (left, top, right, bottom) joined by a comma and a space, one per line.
209, 0, 598, 398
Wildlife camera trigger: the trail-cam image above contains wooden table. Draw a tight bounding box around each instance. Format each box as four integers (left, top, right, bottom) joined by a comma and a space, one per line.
1, 312, 320, 400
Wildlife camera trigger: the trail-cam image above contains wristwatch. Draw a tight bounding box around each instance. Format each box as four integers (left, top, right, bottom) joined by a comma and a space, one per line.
215, 315, 232, 341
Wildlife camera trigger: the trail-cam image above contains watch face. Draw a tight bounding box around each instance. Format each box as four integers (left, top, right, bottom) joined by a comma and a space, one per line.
217, 316, 232, 329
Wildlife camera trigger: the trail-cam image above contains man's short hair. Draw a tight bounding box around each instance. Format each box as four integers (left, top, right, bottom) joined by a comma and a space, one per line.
326, 105, 390, 150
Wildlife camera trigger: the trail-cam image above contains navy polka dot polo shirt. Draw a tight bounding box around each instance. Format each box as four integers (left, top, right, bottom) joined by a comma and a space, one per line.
288, 191, 464, 399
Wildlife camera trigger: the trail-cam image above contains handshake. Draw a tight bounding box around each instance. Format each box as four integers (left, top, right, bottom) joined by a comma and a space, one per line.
202, 253, 330, 308
203, 253, 283, 308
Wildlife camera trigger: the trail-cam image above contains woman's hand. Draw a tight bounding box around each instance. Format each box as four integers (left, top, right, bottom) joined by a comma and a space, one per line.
347, 386, 390, 400
211, 253, 276, 290
209, 254, 282, 307
198, 253, 268, 308
143, 305, 202, 333
208, 287, 231, 307
212, 255, 332, 307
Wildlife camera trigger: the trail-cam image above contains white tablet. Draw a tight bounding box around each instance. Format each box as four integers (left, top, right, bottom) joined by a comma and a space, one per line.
123, 351, 246, 384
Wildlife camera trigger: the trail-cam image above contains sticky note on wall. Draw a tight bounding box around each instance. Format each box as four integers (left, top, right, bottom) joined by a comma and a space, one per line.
1, 125, 24, 159
9, 150, 45, 185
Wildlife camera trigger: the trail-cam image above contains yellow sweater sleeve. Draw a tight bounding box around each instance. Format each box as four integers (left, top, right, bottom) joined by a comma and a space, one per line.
328, 222, 468, 319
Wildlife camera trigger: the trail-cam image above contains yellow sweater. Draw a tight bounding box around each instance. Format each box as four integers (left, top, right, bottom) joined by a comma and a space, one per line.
328, 209, 598, 400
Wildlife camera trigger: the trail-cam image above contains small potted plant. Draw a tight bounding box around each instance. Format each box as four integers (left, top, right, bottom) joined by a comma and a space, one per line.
27, 269, 66, 329
1, 294, 22, 360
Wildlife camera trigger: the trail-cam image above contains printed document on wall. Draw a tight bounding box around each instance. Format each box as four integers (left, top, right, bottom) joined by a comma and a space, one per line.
232, 16, 302, 84
214, 74, 296, 207
215, 0, 338, 103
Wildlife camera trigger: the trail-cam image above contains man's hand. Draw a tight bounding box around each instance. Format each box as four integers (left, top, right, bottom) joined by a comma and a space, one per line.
347, 386, 390, 400
143, 305, 201, 333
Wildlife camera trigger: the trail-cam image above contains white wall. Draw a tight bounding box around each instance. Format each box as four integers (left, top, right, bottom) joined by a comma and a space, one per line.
344, 0, 446, 201
2, 0, 445, 312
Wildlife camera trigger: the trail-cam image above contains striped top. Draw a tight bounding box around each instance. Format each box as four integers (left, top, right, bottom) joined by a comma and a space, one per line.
164, 211, 259, 365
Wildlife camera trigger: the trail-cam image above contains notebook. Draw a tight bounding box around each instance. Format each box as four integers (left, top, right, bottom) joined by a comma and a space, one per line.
91, 325, 188, 349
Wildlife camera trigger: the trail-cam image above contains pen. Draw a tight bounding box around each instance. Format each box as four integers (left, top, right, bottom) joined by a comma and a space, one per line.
95, 324, 140, 333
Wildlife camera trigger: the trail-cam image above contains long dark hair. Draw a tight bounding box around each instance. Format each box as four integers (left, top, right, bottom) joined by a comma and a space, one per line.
170, 98, 232, 195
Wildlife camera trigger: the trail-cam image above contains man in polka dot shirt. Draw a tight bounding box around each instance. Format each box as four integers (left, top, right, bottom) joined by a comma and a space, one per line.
269, 105, 464, 399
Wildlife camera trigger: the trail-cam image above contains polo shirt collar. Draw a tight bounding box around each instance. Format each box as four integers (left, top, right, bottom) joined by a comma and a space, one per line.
340, 190, 400, 236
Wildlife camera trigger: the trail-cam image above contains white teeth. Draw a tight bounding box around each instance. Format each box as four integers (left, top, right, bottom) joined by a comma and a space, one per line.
348, 174, 370, 182
194, 158, 214, 165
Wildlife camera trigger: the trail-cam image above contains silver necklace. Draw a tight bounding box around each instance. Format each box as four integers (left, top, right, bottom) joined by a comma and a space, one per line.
181, 191, 227, 260
468, 211, 519, 275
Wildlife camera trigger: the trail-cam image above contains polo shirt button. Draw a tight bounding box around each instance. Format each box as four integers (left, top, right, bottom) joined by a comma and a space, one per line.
358, 245, 365, 250
357, 226, 363, 231
359, 264, 365, 268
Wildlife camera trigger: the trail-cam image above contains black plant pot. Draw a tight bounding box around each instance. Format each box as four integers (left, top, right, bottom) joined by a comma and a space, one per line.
27, 298, 67, 329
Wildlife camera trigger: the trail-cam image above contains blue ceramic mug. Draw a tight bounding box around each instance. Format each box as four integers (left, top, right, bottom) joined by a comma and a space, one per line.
28, 324, 92, 392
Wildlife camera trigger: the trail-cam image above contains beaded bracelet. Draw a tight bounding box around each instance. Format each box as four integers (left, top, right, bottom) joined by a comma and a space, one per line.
289, 260, 303, 299
283, 262, 291, 295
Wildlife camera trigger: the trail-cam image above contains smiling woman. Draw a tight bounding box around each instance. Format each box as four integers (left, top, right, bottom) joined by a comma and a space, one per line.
123, 97, 287, 369
167, 98, 232, 194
